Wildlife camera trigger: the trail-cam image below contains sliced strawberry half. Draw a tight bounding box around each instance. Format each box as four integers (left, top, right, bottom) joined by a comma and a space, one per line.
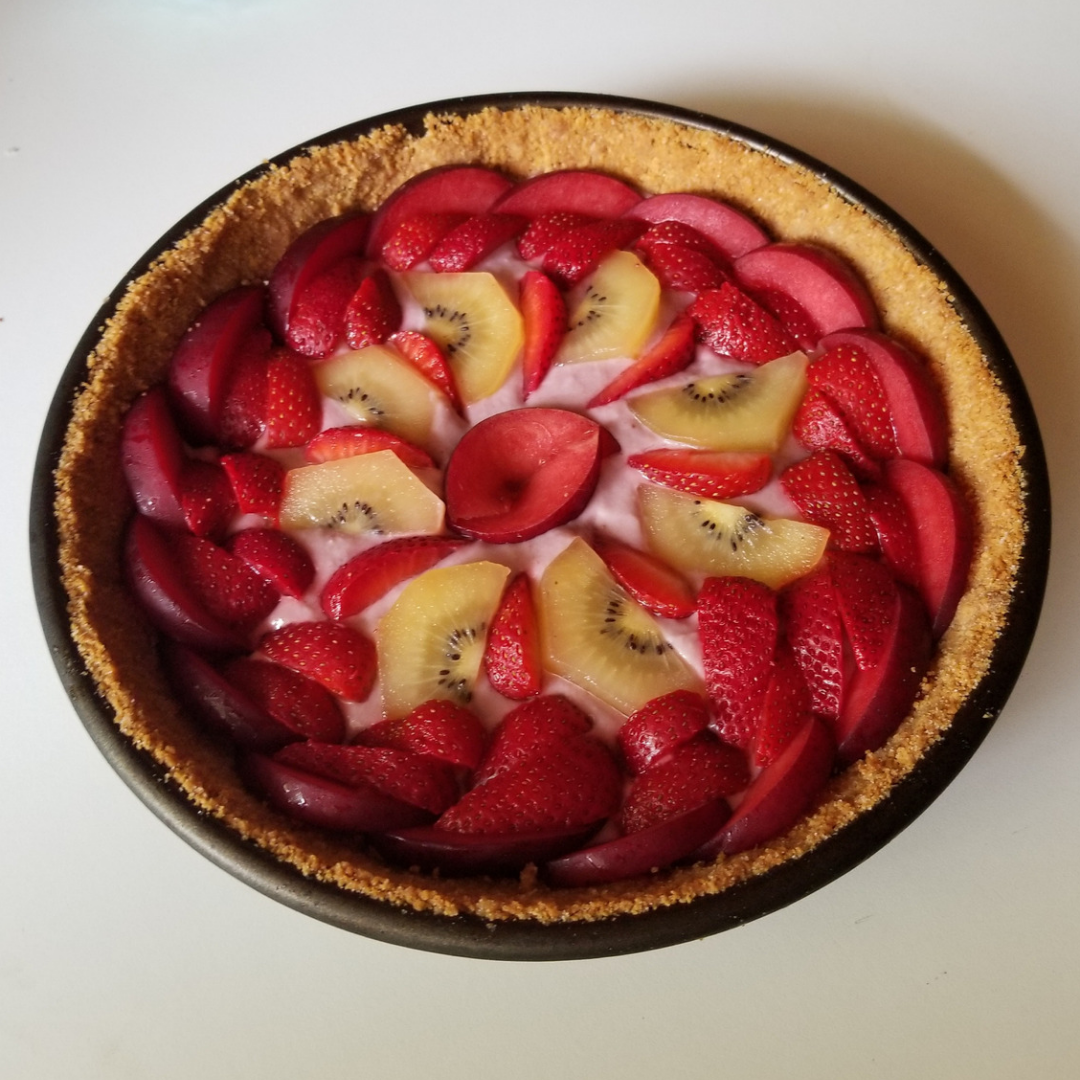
519, 269, 566, 399
634, 219, 726, 259
358, 699, 487, 771
304, 424, 435, 470
172, 532, 279, 632
516, 212, 594, 261
319, 535, 468, 621
265, 347, 322, 449
753, 643, 814, 767
542, 218, 645, 286
623, 193, 769, 261
792, 387, 881, 479
223, 657, 345, 743
587, 311, 696, 407
640, 243, 728, 294
428, 212, 526, 272
179, 459, 237, 540
343, 269, 402, 350
379, 212, 468, 271
484, 572, 543, 701
259, 620, 377, 702
687, 283, 798, 363
862, 483, 921, 590
593, 535, 696, 620
219, 451, 285, 519
388, 329, 464, 413
283, 254, 367, 359
217, 328, 270, 450
618, 689, 711, 775
626, 448, 772, 500
808, 343, 896, 459
227, 527, 314, 599
780, 564, 846, 721
829, 551, 900, 671
781, 450, 879, 552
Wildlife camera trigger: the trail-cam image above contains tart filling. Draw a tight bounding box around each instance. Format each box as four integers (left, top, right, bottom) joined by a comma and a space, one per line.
54, 104, 1027, 923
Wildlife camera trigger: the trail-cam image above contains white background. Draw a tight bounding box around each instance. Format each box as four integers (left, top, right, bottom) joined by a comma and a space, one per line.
3, 1, 1078, 1076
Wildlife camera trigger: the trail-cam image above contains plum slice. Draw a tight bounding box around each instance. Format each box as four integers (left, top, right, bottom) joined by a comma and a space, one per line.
120, 386, 188, 529
492, 169, 641, 218
624, 193, 769, 261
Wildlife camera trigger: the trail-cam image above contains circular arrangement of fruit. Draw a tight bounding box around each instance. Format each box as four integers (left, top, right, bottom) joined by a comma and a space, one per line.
121, 165, 972, 887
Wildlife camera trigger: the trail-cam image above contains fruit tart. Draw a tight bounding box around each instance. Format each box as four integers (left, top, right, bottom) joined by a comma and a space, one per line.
37, 94, 1047, 958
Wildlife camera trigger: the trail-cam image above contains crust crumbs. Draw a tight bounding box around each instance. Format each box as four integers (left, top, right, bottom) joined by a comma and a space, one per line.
54, 104, 1027, 925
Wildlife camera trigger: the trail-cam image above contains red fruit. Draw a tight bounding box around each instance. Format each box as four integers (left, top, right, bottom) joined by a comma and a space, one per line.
587, 312, 696, 407
173, 532, 280, 632
436, 736, 621, 835
835, 585, 932, 763
264, 348, 322, 449
618, 689, 711, 775
592, 536, 696, 620
519, 270, 567, 399
687, 283, 799, 363
544, 798, 731, 887
748, 288, 820, 352
703, 716, 835, 856
863, 483, 921, 589
516, 212, 594, 261
626, 448, 772, 500
274, 742, 458, 815
220, 451, 285, 519
428, 212, 527, 272
380, 212, 468, 270
223, 657, 345, 743
621, 734, 749, 834
698, 576, 778, 750
259, 621, 376, 702
780, 565, 846, 721
792, 387, 881, 479
734, 243, 877, 346
319, 535, 468, 620
124, 515, 247, 653
635, 219, 725, 259
227, 527, 314, 599
366, 166, 513, 256
753, 644, 814, 768
268, 212, 371, 346
884, 459, 973, 637
285, 255, 366, 358
217, 329, 270, 450
781, 450, 879, 553
166, 285, 267, 443
492, 170, 641, 218
829, 551, 900, 671
179, 459, 237, 539
808, 343, 897, 459
243, 752, 431, 833
474, 695, 593, 785
121, 386, 188, 529
388, 329, 464, 413
542, 218, 646, 286
641, 243, 728, 294
445, 408, 606, 543
623, 193, 769, 261
484, 573, 543, 701
359, 700, 487, 771
343, 269, 402, 349
304, 424, 435, 470
820, 330, 948, 468
161, 640, 297, 752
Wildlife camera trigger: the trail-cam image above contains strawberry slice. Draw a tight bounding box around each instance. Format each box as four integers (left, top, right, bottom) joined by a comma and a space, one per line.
792, 387, 881, 479
220, 451, 285, 519
753, 643, 813, 767
259, 621, 376, 702
621, 734, 749, 834
319, 535, 468, 621
808, 343, 897, 459
640, 244, 728, 294
484, 573, 543, 701
519, 270, 566, 399
173, 532, 280, 632
687, 283, 799, 363
380, 212, 468, 271
223, 658, 345, 742
437, 735, 621, 835
781, 450, 878, 552
285, 255, 366, 359
516, 212, 594, 261
179, 459, 237, 540
227, 527, 314, 599
587, 312, 696, 408
750, 288, 819, 351
698, 576, 778, 750
358, 699, 487, 771
626, 448, 772, 500
304, 425, 435, 470
217, 329, 270, 450
343, 269, 402, 350
780, 564, 845, 721
274, 741, 459, 815
542, 218, 645, 286
593, 535, 696, 620
829, 551, 900, 671
863, 483, 921, 589
265, 347, 322, 449
618, 689, 711, 775
388, 329, 464, 413
428, 212, 526, 272
634, 220, 725, 259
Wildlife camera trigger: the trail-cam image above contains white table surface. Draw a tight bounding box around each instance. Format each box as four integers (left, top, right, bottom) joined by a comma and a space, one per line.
3, 1, 1077, 1076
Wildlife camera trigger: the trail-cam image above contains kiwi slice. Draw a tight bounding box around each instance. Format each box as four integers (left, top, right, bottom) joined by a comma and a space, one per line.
398, 272, 523, 404
377, 561, 511, 719
628, 352, 808, 451
639, 485, 828, 588
279, 450, 445, 534
538, 537, 701, 715
314, 345, 437, 448
555, 250, 661, 364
